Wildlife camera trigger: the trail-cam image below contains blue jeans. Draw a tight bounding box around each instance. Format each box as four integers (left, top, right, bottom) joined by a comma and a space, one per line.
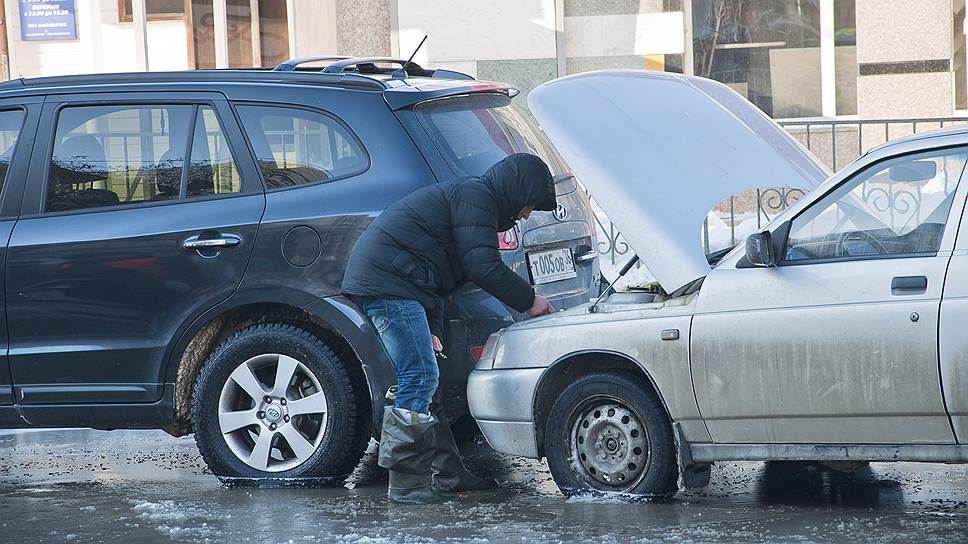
359, 297, 439, 415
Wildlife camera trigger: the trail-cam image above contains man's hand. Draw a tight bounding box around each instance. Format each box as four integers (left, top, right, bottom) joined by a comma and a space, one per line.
431, 334, 443, 353
527, 295, 555, 318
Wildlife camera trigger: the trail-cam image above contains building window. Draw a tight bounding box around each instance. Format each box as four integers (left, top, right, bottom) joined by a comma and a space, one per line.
119, 0, 186, 22
562, 1, 686, 76
190, 0, 290, 68
690, 0, 857, 118
692, 0, 822, 118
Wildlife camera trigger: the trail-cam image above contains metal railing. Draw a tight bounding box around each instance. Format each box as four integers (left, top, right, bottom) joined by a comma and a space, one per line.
595, 116, 968, 281
779, 116, 968, 171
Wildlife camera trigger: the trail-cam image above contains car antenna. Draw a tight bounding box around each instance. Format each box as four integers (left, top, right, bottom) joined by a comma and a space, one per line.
588, 254, 640, 314
394, 34, 428, 80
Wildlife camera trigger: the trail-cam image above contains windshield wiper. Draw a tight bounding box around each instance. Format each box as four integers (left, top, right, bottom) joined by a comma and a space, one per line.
705, 245, 735, 266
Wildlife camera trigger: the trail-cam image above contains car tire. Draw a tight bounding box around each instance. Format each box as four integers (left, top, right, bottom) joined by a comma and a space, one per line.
544, 370, 678, 497
192, 323, 368, 480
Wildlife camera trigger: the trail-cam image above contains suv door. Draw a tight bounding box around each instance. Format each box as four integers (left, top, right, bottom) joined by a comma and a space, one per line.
6, 93, 265, 405
693, 146, 968, 444
0, 100, 40, 406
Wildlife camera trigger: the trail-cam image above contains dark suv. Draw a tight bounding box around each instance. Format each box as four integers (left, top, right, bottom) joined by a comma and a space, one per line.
0, 57, 599, 479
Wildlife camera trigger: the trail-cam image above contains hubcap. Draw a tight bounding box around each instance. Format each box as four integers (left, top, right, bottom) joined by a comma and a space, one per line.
263, 403, 284, 422
217, 354, 328, 472
570, 399, 649, 488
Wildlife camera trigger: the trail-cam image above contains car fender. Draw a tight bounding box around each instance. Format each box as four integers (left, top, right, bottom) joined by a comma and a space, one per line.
492, 308, 711, 444
537, 348, 674, 417
300, 295, 395, 432
161, 288, 394, 434
161, 286, 320, 385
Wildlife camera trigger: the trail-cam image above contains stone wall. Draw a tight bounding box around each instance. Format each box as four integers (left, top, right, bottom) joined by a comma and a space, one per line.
855, 0, 954, 123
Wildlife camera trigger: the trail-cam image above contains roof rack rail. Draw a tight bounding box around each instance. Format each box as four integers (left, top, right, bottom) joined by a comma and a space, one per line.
0, 70, 387, 92
272, 56, 349, 72
321, 57, 433, 77
270, 55, 475, 81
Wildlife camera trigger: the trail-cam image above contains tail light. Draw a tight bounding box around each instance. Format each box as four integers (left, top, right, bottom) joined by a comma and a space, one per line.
498, 228, 518, 250
468, 344, 485, 362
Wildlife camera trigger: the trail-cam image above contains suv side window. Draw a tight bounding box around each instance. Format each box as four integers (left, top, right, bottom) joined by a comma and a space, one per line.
188, 106, 241, 197
46, 104, 241, 213
235, 105, 368, 189
784, 147, 968, 262
47, 105, 192, 212
0, 109, 26, 188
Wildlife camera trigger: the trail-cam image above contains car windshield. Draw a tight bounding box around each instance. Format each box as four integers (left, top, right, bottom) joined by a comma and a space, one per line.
415, 93, 569, 178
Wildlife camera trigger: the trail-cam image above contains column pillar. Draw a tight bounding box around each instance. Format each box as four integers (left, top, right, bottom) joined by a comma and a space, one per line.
213, 0, 228, 68
249, 0, 261, 67
132, 0, 149, 71
819, 0, 835, 117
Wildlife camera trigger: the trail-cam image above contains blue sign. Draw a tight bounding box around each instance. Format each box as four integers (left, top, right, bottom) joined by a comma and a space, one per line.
19, 0, 77, 41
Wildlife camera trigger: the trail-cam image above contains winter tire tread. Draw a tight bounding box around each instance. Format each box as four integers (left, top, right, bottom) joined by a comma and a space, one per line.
544, 369, 678, 497
191, 323, 368, 479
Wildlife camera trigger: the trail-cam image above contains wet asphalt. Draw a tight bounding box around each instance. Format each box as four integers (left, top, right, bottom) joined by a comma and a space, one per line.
1, 428, 966, 543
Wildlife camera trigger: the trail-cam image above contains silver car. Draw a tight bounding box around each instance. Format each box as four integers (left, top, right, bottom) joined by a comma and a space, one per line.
467, 70, 968, 497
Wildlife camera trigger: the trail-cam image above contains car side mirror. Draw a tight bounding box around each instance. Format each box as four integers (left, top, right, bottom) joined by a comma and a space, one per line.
745, 231, 775, 267
890, 160, 937, 183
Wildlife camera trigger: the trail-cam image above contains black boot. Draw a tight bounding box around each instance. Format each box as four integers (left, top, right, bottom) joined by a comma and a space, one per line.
378, 406, 453, 504
430, 401, 499, 493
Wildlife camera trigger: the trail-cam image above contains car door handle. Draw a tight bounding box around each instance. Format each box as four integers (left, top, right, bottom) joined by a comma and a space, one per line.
183, 234, 241, 250
891, 275, 927, 295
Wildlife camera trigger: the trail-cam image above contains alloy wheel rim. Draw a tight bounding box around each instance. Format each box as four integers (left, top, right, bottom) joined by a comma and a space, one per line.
217, 353, 328, 472
569, 397, 650, 489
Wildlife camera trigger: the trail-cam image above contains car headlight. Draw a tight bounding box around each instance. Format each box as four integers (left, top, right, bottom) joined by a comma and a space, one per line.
475, 333, 501, 370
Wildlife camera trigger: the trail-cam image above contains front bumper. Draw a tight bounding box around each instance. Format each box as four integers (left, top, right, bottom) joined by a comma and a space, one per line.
467, 367, 545, 458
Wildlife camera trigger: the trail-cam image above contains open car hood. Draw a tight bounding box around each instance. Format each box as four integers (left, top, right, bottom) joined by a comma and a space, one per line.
528, 70, 829, 293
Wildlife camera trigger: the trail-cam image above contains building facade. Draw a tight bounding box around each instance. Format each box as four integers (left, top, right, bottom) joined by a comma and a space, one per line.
2, 1, 963, 280
0, 1, 962, 123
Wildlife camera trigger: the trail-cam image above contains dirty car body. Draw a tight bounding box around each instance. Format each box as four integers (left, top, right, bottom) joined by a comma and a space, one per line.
468, 70, 968, 496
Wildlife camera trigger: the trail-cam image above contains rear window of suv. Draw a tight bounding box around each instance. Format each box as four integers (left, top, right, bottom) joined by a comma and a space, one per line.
414, 93, 568, 178
236, 105, 368, 189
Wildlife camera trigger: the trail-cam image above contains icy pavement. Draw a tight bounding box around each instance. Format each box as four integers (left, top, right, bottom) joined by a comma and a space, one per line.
1, 428, 966, 543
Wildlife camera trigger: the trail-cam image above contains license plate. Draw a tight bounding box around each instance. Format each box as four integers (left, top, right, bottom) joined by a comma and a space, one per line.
527, 248, 577, 285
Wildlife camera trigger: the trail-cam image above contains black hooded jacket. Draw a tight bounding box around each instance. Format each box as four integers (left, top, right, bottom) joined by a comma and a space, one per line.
340, 153, 557, 337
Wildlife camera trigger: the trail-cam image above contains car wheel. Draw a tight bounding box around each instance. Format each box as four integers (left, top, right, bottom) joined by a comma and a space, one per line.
192, 323, 368, 479
544, 370, 678, 497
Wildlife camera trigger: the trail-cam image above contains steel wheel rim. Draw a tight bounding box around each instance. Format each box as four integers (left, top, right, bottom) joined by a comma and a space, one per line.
569, 396, 650, 489
217, 353, 328, 473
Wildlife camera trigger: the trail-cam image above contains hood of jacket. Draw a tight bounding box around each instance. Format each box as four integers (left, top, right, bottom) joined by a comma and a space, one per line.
481, 153, 557, 231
